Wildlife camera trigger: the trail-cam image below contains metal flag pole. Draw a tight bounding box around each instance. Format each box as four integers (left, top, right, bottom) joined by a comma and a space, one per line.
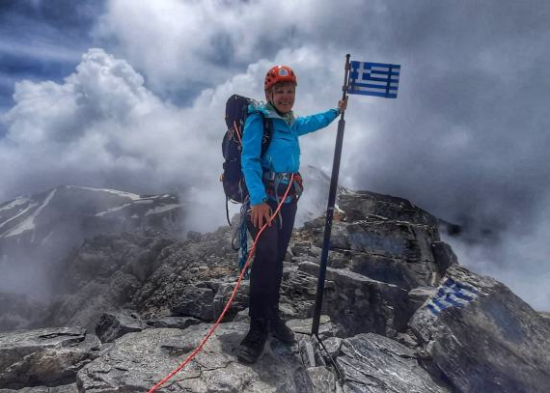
311, 54, 351, 336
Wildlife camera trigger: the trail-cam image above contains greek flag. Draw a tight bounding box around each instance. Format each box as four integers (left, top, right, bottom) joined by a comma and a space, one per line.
427, 278, 479, 316
347, 61, 400, 99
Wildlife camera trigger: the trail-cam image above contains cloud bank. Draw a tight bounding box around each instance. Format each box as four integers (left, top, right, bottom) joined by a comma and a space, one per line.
1, 0, 549, 310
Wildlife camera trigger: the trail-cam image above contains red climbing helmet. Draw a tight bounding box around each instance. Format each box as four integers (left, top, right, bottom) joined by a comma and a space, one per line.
264, 65, 297, 90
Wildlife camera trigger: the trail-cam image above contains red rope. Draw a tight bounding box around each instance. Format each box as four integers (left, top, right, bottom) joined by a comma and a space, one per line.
233, 121, 243, 145
148, 175, 295, 392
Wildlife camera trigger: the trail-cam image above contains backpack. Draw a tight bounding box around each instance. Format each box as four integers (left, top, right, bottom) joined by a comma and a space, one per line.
221, 94, 273, 225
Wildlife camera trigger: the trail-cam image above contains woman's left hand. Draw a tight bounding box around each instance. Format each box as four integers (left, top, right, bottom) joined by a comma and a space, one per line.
338, 96, 348, 113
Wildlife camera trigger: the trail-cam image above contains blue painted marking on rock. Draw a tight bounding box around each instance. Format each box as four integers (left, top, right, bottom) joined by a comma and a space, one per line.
427, 278, 479, 316
453, 291, 474, 302
427, 303, 440, 315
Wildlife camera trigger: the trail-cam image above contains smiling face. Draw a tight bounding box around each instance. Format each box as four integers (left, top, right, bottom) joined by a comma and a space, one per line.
265, 82, 296, 114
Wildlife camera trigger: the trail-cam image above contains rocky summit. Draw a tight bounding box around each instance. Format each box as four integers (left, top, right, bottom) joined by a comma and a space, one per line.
0, 186, 548, 392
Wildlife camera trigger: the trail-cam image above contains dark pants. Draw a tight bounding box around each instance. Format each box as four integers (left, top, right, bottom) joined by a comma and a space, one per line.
247, 199, 297, 320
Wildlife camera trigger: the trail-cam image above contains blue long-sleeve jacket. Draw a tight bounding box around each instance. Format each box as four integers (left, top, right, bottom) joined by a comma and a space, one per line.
241, 102, 339, 205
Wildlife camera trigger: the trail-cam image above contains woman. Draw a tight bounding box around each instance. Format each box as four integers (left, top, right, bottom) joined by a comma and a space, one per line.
238, 65, 347, 364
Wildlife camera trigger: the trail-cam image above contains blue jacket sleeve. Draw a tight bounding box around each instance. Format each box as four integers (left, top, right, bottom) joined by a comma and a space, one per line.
241, 113, 267, 206
294, 108, 339, 136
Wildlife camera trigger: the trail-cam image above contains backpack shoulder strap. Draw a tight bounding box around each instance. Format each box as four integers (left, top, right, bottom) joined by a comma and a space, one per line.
259, 114, 273, 156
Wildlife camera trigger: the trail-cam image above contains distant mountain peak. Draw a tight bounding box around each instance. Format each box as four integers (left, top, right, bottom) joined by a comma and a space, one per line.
0, 185, 183, 297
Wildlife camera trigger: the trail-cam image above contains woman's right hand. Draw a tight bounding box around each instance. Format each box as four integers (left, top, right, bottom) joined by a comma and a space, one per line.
338, 96, 348, 113
250, 202, 272, 228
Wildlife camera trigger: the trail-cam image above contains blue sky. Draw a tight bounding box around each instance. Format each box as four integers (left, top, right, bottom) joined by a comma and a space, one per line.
0, 0, 549, 309
0, 1, 100, 116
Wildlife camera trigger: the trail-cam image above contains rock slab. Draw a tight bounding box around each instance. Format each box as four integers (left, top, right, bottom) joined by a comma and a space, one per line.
0, 327, 101, 390
77, 322, 316, 392
335, 333, 450, 393
410, 266, 550, 393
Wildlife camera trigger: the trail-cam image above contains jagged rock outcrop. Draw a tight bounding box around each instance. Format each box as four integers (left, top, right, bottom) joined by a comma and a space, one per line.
333, 333, 451, 392
76, 320, 453, 393
0, 187, 182, 333
42, 234, 173, 331
410, 265, 550, 393
0, 328, 101, 390
144, 316, 201, 330
298, 191, 455, 291
77, 322, 313, 392
297, 262, 411, 337
0, 186, 547, 392
0, 384, 78, 392
95, 310, 145, 344
0, 186, 182, 250
171, 284, 216, 321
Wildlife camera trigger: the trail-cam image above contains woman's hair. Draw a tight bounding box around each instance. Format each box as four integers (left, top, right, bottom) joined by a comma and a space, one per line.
266, 82, 296, 94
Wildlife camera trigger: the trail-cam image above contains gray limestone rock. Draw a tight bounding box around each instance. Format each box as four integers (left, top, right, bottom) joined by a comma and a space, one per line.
336, 333, 450, 393
279, 267, 320, 319
0, 384, 78, 392
431, 241, 458, 276
299, 262, 411, 337
0, 327, 101, 390
307, 366, 343, 393
302, 210, 442, 290
408, 286, 437, 313
144, 316, 201, 330
0, 188, 181, 313
349, 253, 424, 290
42, 234, 170, 331
212, 280, 250, 321
171, 285, 216, 321
337, 191, 438, 226
3, 186, 549, 392
287, 315, 332, 336
394, 331, 418, 349
44, 270, 142, 331
77, 322, 316, 392
131, 225, 239, 320
409, 265, 550, 393
95, 310, 145, 343
291, 241, 321, 259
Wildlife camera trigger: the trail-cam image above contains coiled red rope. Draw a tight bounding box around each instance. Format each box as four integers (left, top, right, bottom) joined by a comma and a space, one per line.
148, 175, 295, 392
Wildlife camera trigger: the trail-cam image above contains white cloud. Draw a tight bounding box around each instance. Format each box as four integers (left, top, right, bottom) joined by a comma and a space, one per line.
1, 0, 550, 312
446, 195, 550, 312
93, 0, 370, 95
0, 47, 347, 233
1, 49, 187, 198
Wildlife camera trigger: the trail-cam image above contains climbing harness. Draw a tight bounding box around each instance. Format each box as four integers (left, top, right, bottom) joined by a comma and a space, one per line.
262, 171, 303, 228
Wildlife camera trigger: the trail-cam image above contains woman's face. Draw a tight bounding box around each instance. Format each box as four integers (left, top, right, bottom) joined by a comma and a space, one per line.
267, 83, 296, 114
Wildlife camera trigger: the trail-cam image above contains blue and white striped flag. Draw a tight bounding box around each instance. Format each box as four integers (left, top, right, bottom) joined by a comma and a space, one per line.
427, 278, 479, 316
347, 61, 400, 99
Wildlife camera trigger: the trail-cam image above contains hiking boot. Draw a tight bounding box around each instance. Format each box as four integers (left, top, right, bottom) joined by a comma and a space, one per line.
270, 312, 295, 344
237, 318, 269, 364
